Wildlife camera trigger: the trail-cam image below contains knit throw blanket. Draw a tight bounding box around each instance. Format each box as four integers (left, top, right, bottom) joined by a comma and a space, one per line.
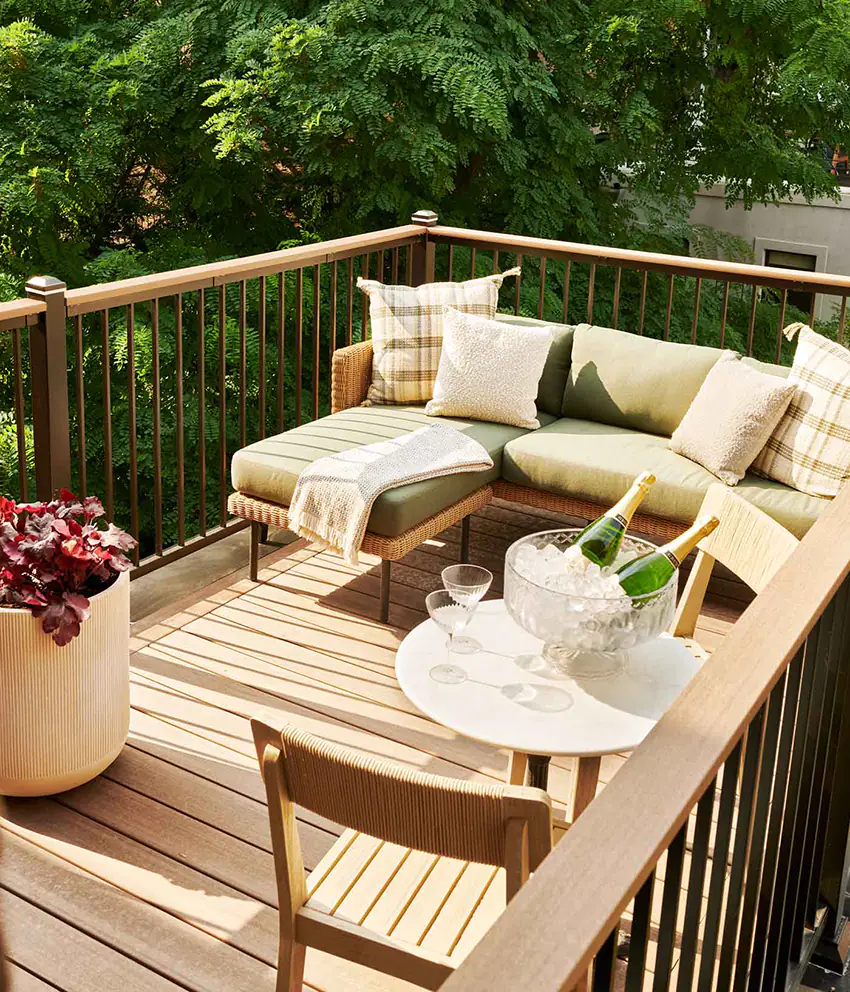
287, 425, 494, 564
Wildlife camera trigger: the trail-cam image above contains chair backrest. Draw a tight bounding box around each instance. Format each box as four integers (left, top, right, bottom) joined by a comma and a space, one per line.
252, 719, 552, 899
672, 484, 800, 637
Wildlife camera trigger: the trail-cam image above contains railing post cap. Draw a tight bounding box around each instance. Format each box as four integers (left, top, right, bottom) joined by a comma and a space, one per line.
26, 275, 67, 295
411, 209, 438, 227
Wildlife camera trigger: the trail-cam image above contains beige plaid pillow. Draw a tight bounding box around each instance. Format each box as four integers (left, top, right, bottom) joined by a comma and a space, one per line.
358, 269, 520, 405
752, 323, 850, 497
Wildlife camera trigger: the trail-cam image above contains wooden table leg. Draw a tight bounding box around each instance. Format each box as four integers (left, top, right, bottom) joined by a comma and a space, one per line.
526, 755, 551, 790
507, 751, 528, 786
573, 755, 602, 820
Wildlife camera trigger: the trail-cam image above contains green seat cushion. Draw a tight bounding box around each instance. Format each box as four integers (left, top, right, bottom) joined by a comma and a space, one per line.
231, 406, 556, 538
502, 417, 825, 538
561, 324, 724, 436
495, 313, 574, 416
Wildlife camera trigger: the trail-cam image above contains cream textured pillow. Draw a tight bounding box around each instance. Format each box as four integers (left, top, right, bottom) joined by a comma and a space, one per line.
752, 324, 850, 497
670, 352, 796, 486
425, 308, 553, 429
358, 269, 520, 406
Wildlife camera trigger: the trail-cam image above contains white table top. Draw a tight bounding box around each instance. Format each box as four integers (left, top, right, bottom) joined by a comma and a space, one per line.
395, 599, 702, 758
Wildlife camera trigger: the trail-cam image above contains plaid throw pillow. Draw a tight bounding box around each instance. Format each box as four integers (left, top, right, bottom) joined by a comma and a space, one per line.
751, 323, 850, 497
358, 269, 520, 406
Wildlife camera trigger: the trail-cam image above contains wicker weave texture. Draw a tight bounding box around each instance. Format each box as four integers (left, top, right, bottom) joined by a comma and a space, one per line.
228, 485, 492, 560
492, 480, 687, 541
331, 340, 373, 413
268, 722, 546, 866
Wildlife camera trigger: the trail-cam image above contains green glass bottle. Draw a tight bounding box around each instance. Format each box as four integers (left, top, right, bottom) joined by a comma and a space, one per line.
616, 515, 720, 598
573, 471, 657, 567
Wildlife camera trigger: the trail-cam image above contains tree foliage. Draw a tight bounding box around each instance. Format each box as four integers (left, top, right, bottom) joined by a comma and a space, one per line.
1, 0, 850, 550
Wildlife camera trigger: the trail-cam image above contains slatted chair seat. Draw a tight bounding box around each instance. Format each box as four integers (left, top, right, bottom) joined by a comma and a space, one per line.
304, 828, 506, 967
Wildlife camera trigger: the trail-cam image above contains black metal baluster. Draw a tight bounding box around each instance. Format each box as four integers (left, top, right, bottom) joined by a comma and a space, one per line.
277, 272, 285, 432
677, 781, 718, 992
126, 305, 138, 562
696, 742, 742, 992
238, 280, 247, 448
72, 315, 85, 497
747, 650, 805, 992
593, 928, 619, 992
538, 258, 547, 320
653, 826, 687, 992
295, 268, 303, 425
258, 275, 266, 439
761, 623, 824, 990
625, 872, 654, 992
175, 294, 185, 546
732, 675, 786, 992
312, 264, 320, 421
611, 268, 622, 329
716, 707, 767, 990
719, 283, 730, 349
197, 290, 206, 538
151, 299, 162, 553
100, 308, 114, 521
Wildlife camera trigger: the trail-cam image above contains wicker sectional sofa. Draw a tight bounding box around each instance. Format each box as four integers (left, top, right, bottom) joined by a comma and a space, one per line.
228, 314, 827, 621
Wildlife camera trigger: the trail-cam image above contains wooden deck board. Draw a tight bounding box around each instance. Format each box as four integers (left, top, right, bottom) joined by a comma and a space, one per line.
1, 503, 745, 992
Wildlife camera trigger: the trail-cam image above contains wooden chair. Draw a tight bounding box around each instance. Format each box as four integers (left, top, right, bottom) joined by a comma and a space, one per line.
671, 483, 800, 641
252, 718, 553, 991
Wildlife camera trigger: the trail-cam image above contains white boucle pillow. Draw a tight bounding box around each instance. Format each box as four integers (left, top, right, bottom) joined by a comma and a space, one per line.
425, 308, 553, 429
670, 352, 796, 485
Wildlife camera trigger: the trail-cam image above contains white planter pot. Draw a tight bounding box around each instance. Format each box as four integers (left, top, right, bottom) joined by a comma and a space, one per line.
0, 570, 130, 796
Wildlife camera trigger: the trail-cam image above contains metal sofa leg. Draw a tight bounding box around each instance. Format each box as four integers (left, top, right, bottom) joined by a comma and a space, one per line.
460, 516, 471, 564
249, 521, 261, 582
380, 559, 391, 624
258, 523, 269, 545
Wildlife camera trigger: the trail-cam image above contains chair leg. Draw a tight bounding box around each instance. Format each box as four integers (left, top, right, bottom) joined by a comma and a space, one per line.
259, 523, 270, 545
250, 521, 261, 582
276, 939, 306, 992
380, 559, 391, 624
460, 515, 471, 564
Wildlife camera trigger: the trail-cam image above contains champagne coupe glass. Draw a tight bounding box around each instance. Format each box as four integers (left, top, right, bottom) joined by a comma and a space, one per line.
425, 589, 474, 684
441, 564, 493, 654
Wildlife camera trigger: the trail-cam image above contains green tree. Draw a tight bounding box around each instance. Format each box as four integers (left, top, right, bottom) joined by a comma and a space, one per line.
2, 0, 850, 550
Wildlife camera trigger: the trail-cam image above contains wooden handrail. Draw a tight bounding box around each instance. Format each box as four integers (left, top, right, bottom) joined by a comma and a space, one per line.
0, 298, 46, 333
443, 482, 850, 992
64, 225, 424, 315
431, 225, 850, 295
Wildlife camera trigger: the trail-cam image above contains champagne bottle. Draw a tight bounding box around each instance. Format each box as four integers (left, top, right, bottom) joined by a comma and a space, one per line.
616, 515, 720, 598
573, 471, 657, 568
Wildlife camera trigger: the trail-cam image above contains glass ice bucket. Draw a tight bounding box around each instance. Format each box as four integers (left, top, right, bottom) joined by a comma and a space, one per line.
503, 528, 677, 679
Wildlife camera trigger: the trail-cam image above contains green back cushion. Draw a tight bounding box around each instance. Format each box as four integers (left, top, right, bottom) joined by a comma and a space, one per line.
561, 324, 724, 437
742, 356, 791, 379
495, 313, 574, 416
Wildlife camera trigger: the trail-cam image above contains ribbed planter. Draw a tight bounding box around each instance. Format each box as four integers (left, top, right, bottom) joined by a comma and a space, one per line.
0, 571, 130, 797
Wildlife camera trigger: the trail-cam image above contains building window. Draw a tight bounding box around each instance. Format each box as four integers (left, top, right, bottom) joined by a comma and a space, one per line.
764, 248, 817, 315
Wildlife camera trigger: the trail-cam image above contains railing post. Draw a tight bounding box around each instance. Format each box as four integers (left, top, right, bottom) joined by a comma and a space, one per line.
26, 276, 71, 499
410, 209, 437, 286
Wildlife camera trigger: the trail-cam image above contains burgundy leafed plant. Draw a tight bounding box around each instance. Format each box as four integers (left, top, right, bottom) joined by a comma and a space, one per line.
0, 490, 136, 646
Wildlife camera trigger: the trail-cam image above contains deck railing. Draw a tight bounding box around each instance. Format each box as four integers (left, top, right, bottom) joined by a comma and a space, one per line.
2, 210, 850, 575
3, 216, 850, 984
444, 483, 850, 992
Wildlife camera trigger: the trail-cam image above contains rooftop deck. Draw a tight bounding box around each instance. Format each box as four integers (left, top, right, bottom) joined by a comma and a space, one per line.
0, 501, 739, 992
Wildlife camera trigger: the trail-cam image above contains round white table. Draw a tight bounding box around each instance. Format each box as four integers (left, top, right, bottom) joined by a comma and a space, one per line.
395, 599, 703, 818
